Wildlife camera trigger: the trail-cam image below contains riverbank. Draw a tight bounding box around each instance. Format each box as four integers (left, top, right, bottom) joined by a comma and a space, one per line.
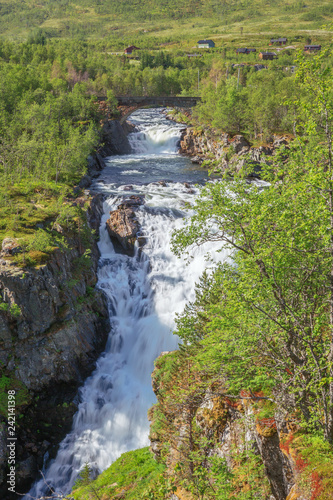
0, 118, 133, 498
179, 127, 290, 176
166, 109, 292, 177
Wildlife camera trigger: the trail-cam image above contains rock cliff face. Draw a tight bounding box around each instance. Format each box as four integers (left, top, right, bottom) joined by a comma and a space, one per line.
100, 119, 134, 156
149, 351, 302, 500
0, 194, 110, 499
78, 119, 134, 190
179, 127, 289, 176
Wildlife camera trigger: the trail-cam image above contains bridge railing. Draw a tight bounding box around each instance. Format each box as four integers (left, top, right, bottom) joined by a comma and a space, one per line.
116, 96, 201, 106
98, 96, 201, 106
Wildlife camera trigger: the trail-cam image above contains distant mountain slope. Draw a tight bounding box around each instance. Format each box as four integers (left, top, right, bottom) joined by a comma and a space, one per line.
0, 0, 332, 43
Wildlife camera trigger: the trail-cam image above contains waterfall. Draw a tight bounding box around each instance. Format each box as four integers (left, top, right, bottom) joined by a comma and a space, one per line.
26, 109, 225, 498
128, 110, 183, 154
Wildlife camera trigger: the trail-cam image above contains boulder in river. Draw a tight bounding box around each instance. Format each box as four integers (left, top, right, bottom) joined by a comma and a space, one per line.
106, 196, 145, 256
191, 156, 203, 164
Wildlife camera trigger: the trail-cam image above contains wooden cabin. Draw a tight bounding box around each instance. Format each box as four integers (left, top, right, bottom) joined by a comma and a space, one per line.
304, 44, 321, 53
236, 48, 256, 54
269, 38, 287, 45
259, 51, 278, 60
197, 39, 215, 49
124, 45, 141, 55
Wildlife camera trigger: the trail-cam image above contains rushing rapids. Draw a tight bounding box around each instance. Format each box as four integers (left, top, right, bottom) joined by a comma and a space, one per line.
26, 109, 226, 498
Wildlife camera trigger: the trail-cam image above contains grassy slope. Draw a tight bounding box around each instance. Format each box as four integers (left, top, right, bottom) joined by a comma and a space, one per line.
0, 0, 332, 49
71, 447, 166, 500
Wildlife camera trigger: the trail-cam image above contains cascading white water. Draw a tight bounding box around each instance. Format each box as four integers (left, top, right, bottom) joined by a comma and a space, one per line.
128, 111, 182, 153
26, 109, 226, 499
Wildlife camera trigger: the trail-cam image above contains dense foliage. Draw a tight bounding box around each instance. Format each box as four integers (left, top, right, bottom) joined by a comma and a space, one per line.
195, 67, 296, 139
0, 45, 98, 257
172, 50, 333, 443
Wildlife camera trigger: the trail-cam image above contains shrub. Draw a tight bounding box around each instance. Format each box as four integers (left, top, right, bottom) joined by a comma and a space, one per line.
27, 229, 55, 253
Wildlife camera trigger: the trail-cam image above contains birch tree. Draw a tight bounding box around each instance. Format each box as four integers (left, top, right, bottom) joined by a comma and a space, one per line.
172, 50, 333, 443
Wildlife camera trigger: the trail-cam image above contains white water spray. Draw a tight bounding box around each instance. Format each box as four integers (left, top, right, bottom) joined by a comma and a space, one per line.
26, 109, 225, 498
128, 109, 183, 154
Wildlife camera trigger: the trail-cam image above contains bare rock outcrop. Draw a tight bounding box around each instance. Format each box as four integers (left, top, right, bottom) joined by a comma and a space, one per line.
179, 127, 289, 177
149, 351, 297, 500
106, 195, 145, 255
78, 119, 135, 189
99, 119, 133, 156
230, 134, 250, 154
1, 238, 22, 256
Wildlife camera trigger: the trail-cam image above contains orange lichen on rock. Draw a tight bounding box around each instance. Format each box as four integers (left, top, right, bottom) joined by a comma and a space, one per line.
256, 418, 277, 438
286, 484, 301, 500
196, 396, 229, 438
310, 470, 323, 500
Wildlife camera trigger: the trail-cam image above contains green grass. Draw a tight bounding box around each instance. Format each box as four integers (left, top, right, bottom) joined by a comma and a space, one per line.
0, 179, 93, 268
0, 181, 66, 247
1, 0, 333, 48
71, 447, 166, 500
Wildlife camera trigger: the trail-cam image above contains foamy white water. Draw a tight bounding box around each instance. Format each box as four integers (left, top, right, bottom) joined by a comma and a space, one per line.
26, 109, 226, 498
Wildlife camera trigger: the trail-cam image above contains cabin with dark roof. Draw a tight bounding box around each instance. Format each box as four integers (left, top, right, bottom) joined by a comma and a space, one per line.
269, 37, 287, 45
124, 45, 141, 55
259, 51, 278, 60
197, 39, 215, 49
304, 44, 321, 53
236, 48, 256, 54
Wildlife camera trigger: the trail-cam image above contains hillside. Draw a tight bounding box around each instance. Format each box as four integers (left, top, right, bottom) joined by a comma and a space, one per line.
0, 0, 333, 47
2, 1, 333, 498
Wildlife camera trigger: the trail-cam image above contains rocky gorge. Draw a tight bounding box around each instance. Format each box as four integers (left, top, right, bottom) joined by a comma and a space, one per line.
0, 118, 135, 499
1, 108, 327, 500
0, 195, 109, 498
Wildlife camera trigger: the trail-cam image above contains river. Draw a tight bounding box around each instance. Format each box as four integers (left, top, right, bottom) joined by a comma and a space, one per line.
26, 108, 226, 498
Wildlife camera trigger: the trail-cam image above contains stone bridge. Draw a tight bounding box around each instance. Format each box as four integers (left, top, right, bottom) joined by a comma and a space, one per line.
99, 95, 201, 123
